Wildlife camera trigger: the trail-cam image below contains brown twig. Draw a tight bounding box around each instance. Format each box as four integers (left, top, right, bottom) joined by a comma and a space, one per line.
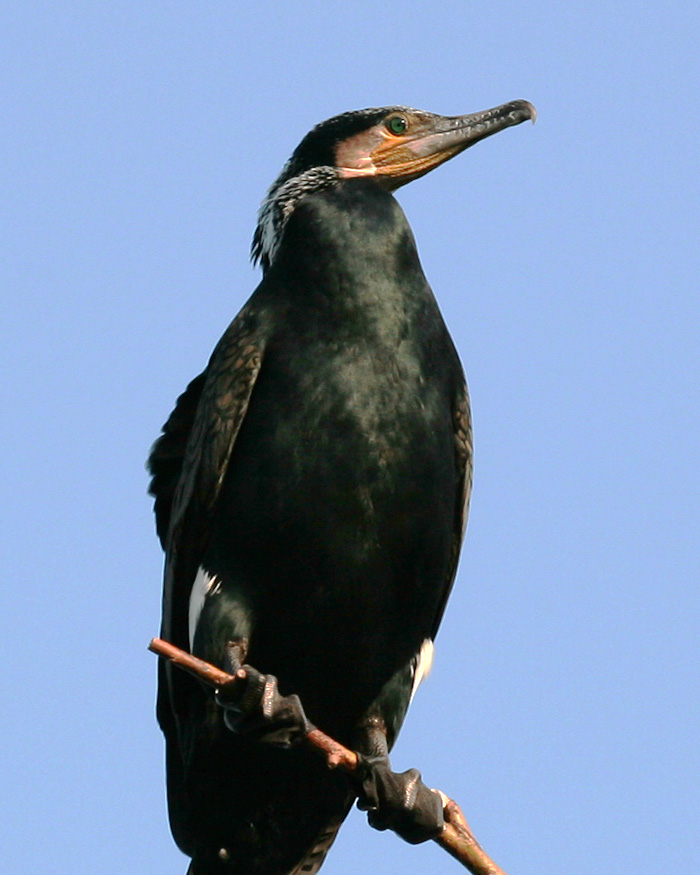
148, 637, 508, 875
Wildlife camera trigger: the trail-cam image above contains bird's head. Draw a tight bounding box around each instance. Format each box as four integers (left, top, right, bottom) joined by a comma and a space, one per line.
252, 100, 535, 270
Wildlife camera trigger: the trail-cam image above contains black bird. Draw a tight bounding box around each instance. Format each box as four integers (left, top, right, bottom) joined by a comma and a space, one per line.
149, 100, 534, 875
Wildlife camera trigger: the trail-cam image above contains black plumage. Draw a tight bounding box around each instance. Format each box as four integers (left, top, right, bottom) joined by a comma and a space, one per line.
149, 100, 534, 875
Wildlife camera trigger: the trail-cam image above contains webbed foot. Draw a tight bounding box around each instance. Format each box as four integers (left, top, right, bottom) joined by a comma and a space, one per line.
215, 665, 311, 748
356, 754, 445, 844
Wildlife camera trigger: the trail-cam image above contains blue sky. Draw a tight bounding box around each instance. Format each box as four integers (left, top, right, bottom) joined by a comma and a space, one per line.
2, 3, 698, 873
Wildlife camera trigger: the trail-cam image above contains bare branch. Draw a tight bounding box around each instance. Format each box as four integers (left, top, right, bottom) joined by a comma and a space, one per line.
148, 637, 508, 875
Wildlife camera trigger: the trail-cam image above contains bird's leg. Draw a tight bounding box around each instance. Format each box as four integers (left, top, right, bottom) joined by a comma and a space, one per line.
222, 638, 249, 674
214, 640, 311, 748
354, 716, 445, 845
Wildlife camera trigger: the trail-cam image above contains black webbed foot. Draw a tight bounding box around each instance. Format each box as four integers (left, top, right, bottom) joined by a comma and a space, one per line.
356, 754, 445, 844
215, 665, 311, 748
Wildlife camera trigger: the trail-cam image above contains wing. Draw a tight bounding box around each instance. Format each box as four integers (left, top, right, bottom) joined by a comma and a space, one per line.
148, 372, 207, 549
149, 302, 267, 789
148, 302, 266, 657
429, 376, 474, 640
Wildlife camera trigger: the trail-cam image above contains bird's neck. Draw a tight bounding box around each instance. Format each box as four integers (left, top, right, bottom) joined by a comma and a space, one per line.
264, 180, 434, 335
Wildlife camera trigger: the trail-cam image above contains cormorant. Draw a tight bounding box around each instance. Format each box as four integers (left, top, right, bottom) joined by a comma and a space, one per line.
149, 99, 534, 875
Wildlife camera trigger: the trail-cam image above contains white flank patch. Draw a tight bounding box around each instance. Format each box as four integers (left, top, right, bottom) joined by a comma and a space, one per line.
410, 638, 435, 703
188, 566, 219, 649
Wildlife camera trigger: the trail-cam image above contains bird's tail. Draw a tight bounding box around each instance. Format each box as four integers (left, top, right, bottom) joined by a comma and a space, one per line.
184, 810, 349, 875
287, 812, 346, 875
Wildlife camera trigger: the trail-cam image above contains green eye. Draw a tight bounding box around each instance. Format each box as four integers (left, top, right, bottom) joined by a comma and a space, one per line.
386, 115, 408, 135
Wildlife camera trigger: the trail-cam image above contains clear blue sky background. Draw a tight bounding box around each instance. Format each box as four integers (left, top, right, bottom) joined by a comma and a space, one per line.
2, 3, 698, 873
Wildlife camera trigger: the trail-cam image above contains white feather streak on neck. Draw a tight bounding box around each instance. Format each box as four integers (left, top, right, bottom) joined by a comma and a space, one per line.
253, 166, 338, 269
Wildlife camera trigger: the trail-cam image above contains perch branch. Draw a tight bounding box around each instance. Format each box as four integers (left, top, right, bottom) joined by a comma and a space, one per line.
148, 636, 508, 875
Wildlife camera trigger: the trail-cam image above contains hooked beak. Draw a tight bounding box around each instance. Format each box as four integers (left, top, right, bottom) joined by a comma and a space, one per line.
372, 100, 536, 189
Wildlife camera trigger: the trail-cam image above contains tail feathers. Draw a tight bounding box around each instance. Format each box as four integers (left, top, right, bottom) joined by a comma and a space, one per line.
184, 809, 350, 875
288, 812, 347, 875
